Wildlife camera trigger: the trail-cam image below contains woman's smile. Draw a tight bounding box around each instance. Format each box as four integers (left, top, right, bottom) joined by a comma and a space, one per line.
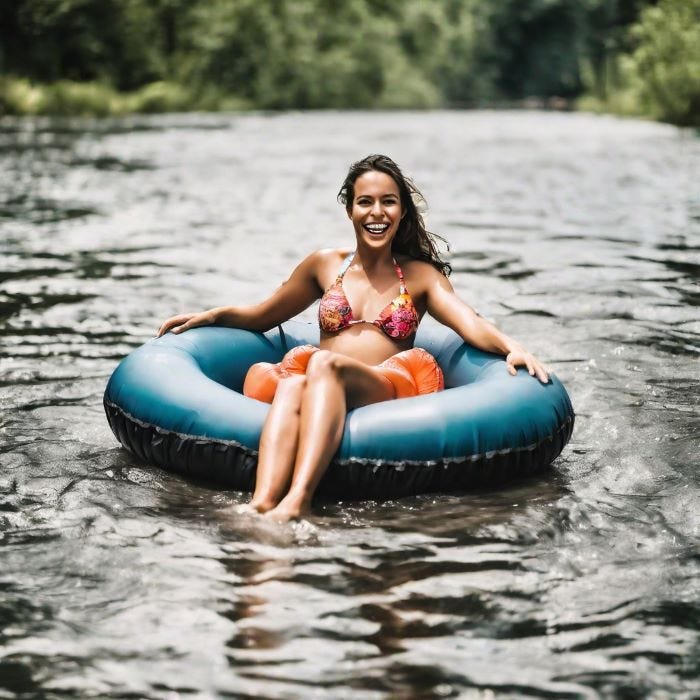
364, 222, 390, 235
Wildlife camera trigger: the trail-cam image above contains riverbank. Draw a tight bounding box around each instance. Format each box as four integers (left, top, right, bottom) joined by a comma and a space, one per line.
0, 75, 659, 125
0, 77, 251, 117
2, 74, 698, 130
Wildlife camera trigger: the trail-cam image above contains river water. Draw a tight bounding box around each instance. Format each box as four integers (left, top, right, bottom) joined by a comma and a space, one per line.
0, 111, 698, 698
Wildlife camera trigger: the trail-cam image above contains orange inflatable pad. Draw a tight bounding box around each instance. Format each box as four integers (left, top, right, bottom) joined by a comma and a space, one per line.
381, 347, 444, 398
243, 345, 443, 403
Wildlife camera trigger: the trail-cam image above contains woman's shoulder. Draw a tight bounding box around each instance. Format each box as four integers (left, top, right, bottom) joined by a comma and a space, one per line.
309, 247, 353, 270
300, 248, 353, 285
315, 246, 354, 259
396, 255, 443, 277
397, 256, 448, 295
295, 247, 351, 267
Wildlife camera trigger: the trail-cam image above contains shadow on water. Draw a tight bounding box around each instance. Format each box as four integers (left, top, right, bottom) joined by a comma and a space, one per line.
0, 195, 99, 223
449, 249, 538, 280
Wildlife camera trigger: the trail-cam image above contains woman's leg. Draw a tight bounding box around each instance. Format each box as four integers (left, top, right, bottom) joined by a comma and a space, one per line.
248, 375, 306, 513
265, 350, 395, 521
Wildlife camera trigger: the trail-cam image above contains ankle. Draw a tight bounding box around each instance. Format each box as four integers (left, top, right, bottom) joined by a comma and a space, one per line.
249, 496, 278, 513
282, 488, 312, 511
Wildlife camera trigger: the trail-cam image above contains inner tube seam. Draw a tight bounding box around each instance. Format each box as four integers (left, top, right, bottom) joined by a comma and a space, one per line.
104, 398, 573, 471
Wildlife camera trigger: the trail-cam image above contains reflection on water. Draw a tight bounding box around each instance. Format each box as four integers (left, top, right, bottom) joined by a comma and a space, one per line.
0, 111, 698, 698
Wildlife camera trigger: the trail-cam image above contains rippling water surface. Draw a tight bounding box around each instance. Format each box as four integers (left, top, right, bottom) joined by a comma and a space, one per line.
1, 111, 698, 698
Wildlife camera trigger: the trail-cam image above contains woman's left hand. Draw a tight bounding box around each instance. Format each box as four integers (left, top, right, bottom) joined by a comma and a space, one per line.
505, 350, 549, 383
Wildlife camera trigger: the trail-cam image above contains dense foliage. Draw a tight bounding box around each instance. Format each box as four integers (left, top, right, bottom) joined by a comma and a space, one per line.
625, 0, 700, 125
0, 0, 697, 125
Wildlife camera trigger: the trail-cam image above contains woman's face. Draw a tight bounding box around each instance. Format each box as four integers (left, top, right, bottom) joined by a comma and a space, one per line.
348, 170, 404, 250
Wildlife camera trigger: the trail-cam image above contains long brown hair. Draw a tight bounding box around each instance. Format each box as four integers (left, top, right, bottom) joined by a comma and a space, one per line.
337, 154, 451, 276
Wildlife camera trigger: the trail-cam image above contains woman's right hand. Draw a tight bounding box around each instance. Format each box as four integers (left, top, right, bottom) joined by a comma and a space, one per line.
156, 309, 217, 338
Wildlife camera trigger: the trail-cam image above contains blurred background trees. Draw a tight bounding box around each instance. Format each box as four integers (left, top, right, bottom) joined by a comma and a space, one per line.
0, 0, 697, 125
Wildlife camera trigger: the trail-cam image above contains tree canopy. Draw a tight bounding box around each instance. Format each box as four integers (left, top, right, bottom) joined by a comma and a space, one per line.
1, 0, 697, 125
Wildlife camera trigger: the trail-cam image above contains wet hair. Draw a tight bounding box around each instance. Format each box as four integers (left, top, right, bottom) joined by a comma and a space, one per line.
337, 154, 451, 276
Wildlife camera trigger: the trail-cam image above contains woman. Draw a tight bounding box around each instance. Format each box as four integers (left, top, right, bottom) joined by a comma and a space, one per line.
157, 155, 548, 521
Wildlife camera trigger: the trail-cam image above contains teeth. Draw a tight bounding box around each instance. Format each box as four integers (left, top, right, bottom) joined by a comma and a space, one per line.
366, 224, 388, 232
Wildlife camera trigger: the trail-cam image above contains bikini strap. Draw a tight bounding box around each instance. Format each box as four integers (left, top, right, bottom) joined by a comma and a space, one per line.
393, 258, 407, 295
338, 252, 407, 293
336, 251, 355, 281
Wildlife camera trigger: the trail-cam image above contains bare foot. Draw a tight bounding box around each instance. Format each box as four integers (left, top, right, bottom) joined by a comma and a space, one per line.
263, 498, 310, 522
233, 503, 259, 515
234, 499, 278, 515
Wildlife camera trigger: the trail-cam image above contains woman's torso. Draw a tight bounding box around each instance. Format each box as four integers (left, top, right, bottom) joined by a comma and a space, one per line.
315, 248, 429, 365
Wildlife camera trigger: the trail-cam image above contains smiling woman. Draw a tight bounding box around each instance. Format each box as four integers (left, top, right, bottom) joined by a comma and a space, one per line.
154, 154, 552, 521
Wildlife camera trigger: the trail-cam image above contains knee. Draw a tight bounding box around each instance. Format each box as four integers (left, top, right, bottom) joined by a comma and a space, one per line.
305, 349, 341, 381
275, 374, 306, 411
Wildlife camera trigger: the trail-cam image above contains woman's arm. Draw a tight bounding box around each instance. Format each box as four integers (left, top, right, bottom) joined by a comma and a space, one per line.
425, 270, 549, 383
156, 250, 324, 337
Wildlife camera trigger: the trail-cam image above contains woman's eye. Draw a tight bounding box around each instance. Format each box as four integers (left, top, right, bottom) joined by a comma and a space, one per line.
355, 198, 398, 206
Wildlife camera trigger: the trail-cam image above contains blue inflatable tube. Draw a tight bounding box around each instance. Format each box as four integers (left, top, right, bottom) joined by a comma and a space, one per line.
104, 321, 574, 498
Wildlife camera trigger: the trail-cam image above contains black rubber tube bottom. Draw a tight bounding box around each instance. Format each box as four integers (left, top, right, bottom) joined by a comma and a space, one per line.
105, 400, 574, 500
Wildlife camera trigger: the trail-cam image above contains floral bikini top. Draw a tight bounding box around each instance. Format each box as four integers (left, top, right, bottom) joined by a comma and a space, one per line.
318, 252, 419, 341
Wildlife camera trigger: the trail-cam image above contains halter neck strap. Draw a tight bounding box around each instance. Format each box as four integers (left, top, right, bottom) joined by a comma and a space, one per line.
337, 251, 404, 291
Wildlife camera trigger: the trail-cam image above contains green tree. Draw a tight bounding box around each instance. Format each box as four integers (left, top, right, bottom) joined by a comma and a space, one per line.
581, 0, 650, 101
480, 0, 590, 99
0, 0, 164, 88
188, 0, 439, 109
626, 0, 700, 125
